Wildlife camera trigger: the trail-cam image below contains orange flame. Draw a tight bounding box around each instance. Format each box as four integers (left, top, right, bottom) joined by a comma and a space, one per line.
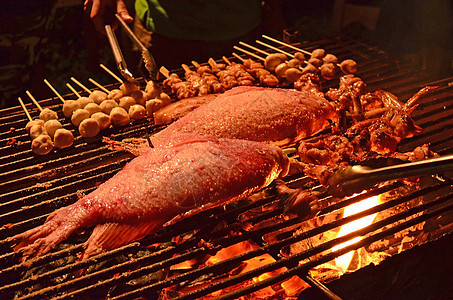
332, 194, 381, 273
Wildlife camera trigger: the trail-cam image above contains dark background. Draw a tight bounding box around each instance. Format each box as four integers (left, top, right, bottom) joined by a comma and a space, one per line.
1, 0, 452, 108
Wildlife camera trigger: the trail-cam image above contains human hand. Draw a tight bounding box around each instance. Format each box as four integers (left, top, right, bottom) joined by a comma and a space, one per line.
84, 0, 133, 34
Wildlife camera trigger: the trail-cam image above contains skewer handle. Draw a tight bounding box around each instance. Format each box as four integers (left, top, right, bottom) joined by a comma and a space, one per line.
233, 46, 265, 61
222, 56, 232, 65
100, 63, 123, 83
232, 53, 245, 62
238, 41, 270, 56
44, 79, 65, 103
18, 97, 33, 121
26, 90, 42, 111
262, 34, 311, 55
159, 66, 170, 78
88, 78, 110, 93
255, 40, 294, 58
71, 77, 92, 94
66, 83, 81, 98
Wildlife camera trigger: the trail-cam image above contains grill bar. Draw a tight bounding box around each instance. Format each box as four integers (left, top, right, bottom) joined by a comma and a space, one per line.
1, 36, 452, 299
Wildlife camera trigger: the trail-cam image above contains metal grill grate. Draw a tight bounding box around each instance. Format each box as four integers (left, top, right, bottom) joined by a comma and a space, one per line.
0, 36, 452, 299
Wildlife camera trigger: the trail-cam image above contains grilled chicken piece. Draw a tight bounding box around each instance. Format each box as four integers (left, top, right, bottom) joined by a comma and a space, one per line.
12, 135, 289, 260
152, 86, 338, 147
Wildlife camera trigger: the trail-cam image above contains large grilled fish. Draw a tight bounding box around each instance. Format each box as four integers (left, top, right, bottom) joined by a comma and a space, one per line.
13, 135, 289, 260
151, 86, 337, 147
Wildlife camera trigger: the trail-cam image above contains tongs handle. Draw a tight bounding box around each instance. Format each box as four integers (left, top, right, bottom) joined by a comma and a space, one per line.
105, 25, 126, 69
105, 24, 136, 83
327, 154, 453, 198
114, 14, 158, 80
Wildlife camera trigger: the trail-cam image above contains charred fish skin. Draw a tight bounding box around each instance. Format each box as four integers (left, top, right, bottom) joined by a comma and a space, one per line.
151, 86, 338, 147
12, 136, 289, 260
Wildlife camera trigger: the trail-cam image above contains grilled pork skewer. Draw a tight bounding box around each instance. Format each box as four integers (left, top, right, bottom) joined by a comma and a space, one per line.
12, 135, 290, 260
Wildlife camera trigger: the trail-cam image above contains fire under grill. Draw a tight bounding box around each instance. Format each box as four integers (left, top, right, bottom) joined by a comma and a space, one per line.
1, 37, 453, 299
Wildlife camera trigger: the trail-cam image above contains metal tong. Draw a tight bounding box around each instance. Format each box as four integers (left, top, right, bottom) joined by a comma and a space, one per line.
114, 14, 158, 81
326, 154, 453, 198
105, 24, 139, 85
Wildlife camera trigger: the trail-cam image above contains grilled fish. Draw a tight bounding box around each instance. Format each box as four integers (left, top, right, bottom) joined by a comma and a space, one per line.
13, 135, 289, 260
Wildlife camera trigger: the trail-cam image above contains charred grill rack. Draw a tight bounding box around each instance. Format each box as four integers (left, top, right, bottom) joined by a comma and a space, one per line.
0, 36, 453, 299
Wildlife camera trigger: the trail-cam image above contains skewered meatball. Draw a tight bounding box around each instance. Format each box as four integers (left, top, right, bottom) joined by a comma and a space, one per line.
320, 63, 336, 80
308, 57, 323, 68
25, 119, 45, 133
302, 63, 317, 74
129, 104, 146, 119
71, 108, 90, 127
110, 107, 130, 126
118, 96, 136, 111
311, 48, 326, 59
84, 103, 102, 116
99, 99, 118, 114
29, 124, 48, 140
91, 112, 111, 130
54, 128, 74, 149
158, 92, 171, 106
32, 134, 53, 155
146, 99, 164, 117
107, 89, 124, 102
39, 108, 58, 122
79, 118, 100, 137
285, 68, 303, 83
89, 90, 108, 104
294, 52, 306, 62
130, 90, 149, 106
287, 58, 302, 68
275, 62, 289, 79
76, 96, 93, 108
62, 100, 80, 118
340, 59, 358, 74
264, 53, 287, 72
44, 119, 63, 138
144, 81, 163, 99
119, 81, 140, 96
323, 54, 338, 65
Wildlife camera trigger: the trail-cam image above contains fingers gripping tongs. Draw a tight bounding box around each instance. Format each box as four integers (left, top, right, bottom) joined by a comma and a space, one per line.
114, 14, 159, 82
105, 24, 139, 85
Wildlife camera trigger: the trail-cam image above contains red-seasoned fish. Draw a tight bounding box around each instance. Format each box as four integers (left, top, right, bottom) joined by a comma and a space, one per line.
12, 135, 289, 260
151, 86, 338, 147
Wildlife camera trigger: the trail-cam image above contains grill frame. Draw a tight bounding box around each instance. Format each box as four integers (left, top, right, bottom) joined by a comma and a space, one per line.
1, 36, 453, 299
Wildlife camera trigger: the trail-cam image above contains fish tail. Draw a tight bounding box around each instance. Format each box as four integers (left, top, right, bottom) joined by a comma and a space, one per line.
81, 221, 164, 260
11, 204, 88, 261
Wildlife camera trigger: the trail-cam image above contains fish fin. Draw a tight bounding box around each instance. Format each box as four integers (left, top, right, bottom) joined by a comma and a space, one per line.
11, 205, 86, 261
81, 221, 163, 260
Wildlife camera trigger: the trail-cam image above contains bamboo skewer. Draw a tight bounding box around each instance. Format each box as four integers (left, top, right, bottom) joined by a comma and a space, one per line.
159, 66, 170, 78
262, 34, 311, 55
44, 79, 66, 103
100, 64, 123, 83
238, 41, 271, 57
222, 56, 232, 65
255, 40, 294, 58
232, 53, 246, 62
18, 97, 32, 122
66, 83, 81, 98
71, 77, 92, 94
232, 46, 265, 61
88, 78, 110, 93
26, 90, 42, 111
